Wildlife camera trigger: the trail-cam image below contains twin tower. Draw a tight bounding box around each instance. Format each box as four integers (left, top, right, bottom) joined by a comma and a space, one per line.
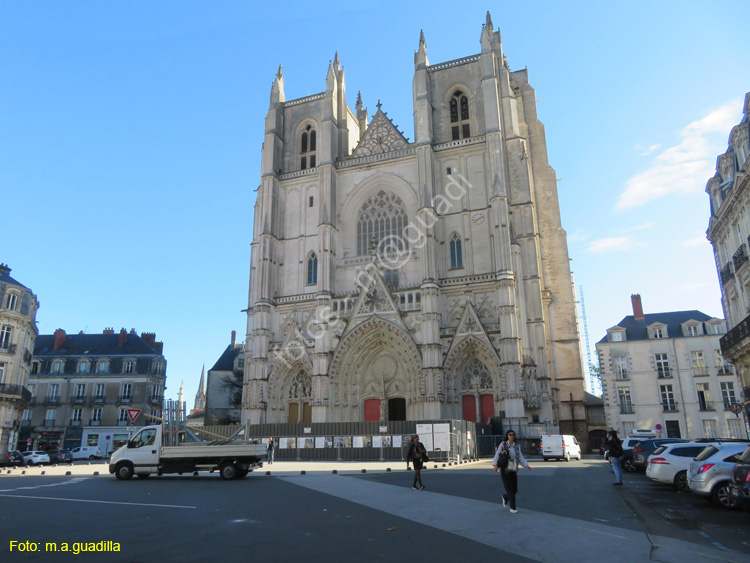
243, 13, 586, 442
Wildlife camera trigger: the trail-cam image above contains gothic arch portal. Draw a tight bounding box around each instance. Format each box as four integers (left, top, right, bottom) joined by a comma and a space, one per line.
267, 358, 313, 423
443, 336, 503, 421
328, 316, 422, 422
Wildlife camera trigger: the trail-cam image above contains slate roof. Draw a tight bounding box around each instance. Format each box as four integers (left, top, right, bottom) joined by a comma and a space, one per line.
584, 391, 603, 406
34, 333, 160, 357
0, 268, 30, 290
210, 345, 242, 372
597, 310, 715, 344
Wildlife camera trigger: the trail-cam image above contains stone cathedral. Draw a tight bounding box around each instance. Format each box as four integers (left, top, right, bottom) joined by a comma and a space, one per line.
242, 13, 586, 438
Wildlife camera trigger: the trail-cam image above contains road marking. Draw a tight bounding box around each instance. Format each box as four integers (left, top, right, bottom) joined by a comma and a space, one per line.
0, 494, 195, 509
700, 532, 711, 537
713, 543, 728, 551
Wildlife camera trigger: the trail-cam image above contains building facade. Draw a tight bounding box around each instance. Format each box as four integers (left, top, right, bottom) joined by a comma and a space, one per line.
25, 328, 166, 452
243, 13, 586, 440
0, 264, 39, 455
205, 331, 244, 425
597, 294, 746, 440
706, 93, 750, 419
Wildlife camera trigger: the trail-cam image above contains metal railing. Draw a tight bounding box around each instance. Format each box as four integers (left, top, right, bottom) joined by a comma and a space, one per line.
734, 243, 749, 270
721, 314, 750, 354
0, 383, 31, 402
720, 262, 735, 284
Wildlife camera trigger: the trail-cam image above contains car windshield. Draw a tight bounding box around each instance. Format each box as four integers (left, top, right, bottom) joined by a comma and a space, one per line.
694, 446, 718, 461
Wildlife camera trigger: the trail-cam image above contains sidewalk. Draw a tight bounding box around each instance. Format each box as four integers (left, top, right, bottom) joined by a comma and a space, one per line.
0, 458, 485, 478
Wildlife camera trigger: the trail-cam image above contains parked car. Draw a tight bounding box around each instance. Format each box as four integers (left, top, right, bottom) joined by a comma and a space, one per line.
632, 438, 689, 471
645, 443, 709, 491
70, 446, 101, 460
729, 445, 750, 511
5, 450, 23, 465
47, 449, 73, 463
687, 443, 747, 509
21, 451, 50, 465
611, 437, 643, 472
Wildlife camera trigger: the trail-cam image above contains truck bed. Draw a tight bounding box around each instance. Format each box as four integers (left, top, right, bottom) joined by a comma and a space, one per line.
160, 442, 267, 459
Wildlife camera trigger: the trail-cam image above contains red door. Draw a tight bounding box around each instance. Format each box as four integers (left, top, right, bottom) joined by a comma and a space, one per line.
480, 394, 494, 424
462, 395, 476, 422
364, 399, 381, 422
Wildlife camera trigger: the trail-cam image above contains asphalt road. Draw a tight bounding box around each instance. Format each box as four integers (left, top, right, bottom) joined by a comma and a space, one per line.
0, 457, 747, 562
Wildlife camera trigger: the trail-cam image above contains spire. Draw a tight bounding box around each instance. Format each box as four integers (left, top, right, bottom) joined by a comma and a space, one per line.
486, 11, 493, 31
481, 11, 501, 52
333, 51, 340, 71
177, 380, 185, 410
356, 91, 363, 112
194, 365, 206, 412
326, 59, 337, 92
269, 64, 285, 106
414, 29, 429, 68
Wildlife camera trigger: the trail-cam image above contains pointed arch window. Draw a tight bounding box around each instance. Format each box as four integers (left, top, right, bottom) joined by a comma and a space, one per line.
450, 90, 470, 140
307, 252, 318, 285
300, 124, 317, 170
449, 233, 463, 269
461, 358, 492, 391
356, 190, 409, 256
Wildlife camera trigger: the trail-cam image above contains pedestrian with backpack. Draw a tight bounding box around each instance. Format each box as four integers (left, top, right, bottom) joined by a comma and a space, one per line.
406, 435, 428, 490
606, 430, 623, 486
492, 429, 531, 513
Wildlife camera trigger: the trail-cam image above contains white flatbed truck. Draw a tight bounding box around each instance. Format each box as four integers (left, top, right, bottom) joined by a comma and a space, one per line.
109, 425, 266, 480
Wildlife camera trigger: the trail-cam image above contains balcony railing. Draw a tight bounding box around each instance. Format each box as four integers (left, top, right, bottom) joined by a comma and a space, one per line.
734, 244, 749, 270
721, 313, 750, 355
43, 419, 56, 427
662, 402, 679, 412
148, 396, 163, 404
118, 420, 128, 426
118, 395, 132, 404
72, 396, 87, 404
44, 396, 59, 405
0, 383, 32, 402
717, 365, 734, 375
698, 400, 715, 411
720, 262, 735, 285
93, 396, 105, 403
0, 343, 17, 354
619, 404, 635, 414
89, 420, 101, 426
70, 420, 81, 426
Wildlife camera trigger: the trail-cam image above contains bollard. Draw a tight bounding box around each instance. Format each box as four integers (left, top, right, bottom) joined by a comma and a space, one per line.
41, 471, 46, 475
93, 472, 99, 476
434, 465, 437, 469
22, 470, 26, 475
65, 471, 72, 476
300, 470, 306, 475
265, 471, 271, 475
193, 472, 199, 476
386, 468, 391, 472
361, 469, 366, 473
332, 470, 337, 474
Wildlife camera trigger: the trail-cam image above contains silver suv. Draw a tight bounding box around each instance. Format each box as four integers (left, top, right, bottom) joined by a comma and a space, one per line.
687, 443, 746, 509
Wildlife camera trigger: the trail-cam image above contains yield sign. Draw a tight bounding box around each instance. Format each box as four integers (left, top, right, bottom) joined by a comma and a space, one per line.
127, 409, 142, 424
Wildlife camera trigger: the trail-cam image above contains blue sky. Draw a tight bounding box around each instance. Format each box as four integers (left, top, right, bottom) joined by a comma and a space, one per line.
2, 1, 748, 403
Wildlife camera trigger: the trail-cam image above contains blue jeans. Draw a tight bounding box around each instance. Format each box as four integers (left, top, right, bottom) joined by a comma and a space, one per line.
268, 449, 274, 463
610, 456, 622, 484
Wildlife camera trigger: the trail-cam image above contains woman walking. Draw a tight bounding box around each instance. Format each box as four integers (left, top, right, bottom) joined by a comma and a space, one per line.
492, 430, 531, 513
406, 435, 428, 490
606, 430, 623, 486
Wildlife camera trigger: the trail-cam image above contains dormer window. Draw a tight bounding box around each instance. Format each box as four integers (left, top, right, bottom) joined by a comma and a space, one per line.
649, 324, 667, 339
610, 331, 623, 342
77, 361, 89, 374
450, 90, 470, 140
300, 125, 316, 170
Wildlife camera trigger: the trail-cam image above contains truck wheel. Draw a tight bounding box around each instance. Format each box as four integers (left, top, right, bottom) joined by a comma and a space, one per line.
115, 463, 134, 480
220, 461, 239, 480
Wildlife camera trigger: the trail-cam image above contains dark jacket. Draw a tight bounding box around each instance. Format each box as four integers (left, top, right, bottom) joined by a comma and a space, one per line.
606, 437, 623, 457
407, 441, 427, 462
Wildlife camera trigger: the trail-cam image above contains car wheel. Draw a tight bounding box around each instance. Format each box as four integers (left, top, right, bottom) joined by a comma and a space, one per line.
115, 462, 134, 480
712, 482, 740, 510
622, 458, 637, 473
674, 470, 688, 492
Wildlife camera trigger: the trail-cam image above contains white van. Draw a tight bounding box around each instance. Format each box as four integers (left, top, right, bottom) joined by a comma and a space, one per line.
541, 434, 582, 461
70, 446, 101, 460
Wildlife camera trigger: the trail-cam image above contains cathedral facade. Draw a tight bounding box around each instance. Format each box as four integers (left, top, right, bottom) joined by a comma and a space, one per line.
242, 14, 586, 438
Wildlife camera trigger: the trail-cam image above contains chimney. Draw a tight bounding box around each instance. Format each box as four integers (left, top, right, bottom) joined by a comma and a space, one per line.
141, 332, 156, 348
53, 329, 66, 350
231, 330, 236, 347
631, 294, 645, 320
119, 328, 127, 347
0, 263, 10, 276
103, 327, 114, 334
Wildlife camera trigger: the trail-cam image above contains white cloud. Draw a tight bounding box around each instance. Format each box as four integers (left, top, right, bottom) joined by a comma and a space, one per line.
617, 222, 656, 233
636, 143, 661, 156
682, 235, 709, 248
616, 100, 741, 211
586, 236, 647, 253
566, 229, 589, 243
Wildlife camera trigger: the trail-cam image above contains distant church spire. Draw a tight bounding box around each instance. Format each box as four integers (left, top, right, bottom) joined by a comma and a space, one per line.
177, 380, 185, 412
194, 365, 206, 412
414, 29, 429, 68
